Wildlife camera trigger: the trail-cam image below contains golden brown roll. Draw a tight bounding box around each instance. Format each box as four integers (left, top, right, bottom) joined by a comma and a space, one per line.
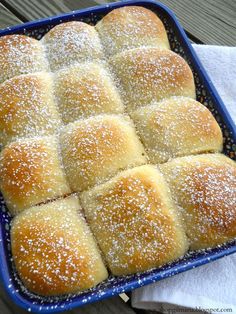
96, 6, 170, 57
110, 47, 195, 111
0, 136, 71, 215
131, 97, 223, 163
159, 154, 236, 250
81, 165, 189, 275
11, 195, 108, 296
54, 63, 124, 124
0, 72, 61, 146
42, 21, 104, 71
60, 114, 147, 192
0, 35, 48, 84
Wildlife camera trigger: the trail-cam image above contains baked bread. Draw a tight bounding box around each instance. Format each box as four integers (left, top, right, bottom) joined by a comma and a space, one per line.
96, 6, 170, 57
81, 165, 189, 275
0, 136, 71, 215
0, 72, 61, 146
0, 35, 48, 84
11, 195, 108, 296
54, 63, 124, 124
60, 114, 147, 191
42, 21, 104, 71
0, 5, 234, 297
131, 97, 223, 163
159, 154, 236, 250
110, 47, 195, 111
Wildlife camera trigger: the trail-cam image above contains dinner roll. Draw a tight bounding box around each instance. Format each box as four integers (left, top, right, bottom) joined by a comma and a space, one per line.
54, 63, 124, 124
110, 47, 195, 111
0, 35, 48, 84
159, 154, 236, 250
81, 165, 188, 275
42, 21, 104, 71
11, 195, 108, 296
60, 114, 147, 192
96, 6, 170, 57
131, 97, 223, 163
0, 136, 71, 215
0, 72, 61, 146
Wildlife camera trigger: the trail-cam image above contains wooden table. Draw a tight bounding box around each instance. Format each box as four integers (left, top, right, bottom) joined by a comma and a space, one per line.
0, 1, 235, 313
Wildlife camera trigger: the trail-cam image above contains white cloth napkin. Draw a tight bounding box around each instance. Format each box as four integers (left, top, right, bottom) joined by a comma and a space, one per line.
131, 45, 236, 314
192, 45, 236, 123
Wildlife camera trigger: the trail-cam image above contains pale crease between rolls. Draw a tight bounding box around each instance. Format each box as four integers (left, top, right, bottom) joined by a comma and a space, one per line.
0, 62, 124, 146
0, 5, 234, 297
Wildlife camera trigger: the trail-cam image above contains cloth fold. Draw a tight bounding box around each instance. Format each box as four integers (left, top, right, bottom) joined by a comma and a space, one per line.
192, 45, 236, 123
131, 45, 236, 314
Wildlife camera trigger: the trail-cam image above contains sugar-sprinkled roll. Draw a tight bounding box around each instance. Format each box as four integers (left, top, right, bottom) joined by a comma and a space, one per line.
0, 72, 61, 146
81, 165, 189, 275
42, 21, 104, 71
0, 136, 71, 215
11, 195, 108, 296
110, 47, 195, 111
96, 6, 170, 57
54, 63, 124, 124
159, 154, 236, 250
0, 35, 48, 84
60, 114, 147, 192
131, 97, 223, 163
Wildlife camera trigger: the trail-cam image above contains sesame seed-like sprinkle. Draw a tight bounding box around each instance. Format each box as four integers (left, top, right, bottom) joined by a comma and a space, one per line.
132, 96, 223, 163
159, 154, 236, 249
0, 72, 62, 146
81, 165, 188, 275
0, 5, 235, 299
109, 47, 195, 111
96, 6, 170, 56
54, 63, 124, 124
0, 35, 48, 84
60, 114, 146, 191
0, 136, 70, 214
11, 195, 108, 295
41, 21, 104, 71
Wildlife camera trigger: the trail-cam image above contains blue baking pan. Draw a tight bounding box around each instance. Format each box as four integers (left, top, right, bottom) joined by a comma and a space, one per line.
0, 0, 235, 313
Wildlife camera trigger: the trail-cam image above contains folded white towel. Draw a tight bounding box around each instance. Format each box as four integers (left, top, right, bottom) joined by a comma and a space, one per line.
131, 45, 236, 314
192, 45, 236, 124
